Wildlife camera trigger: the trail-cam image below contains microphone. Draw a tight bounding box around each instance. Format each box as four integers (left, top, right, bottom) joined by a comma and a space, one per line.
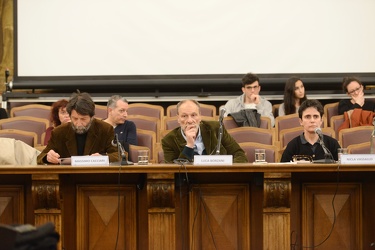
111, 136, 118, 147
215, 107, 226, 155
113, 133, 133, 165
314, 127, 335, 163
218, 107, 226, 124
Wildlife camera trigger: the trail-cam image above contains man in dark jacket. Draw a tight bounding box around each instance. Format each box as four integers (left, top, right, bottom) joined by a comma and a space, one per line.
37, 91, 118, 164
162, 99, 247, 163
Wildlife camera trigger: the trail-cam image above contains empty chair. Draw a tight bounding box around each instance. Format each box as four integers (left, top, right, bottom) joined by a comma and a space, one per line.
127, 115, 161, 142
239, 142, 279, 163
166, 103, 217, 117
0, 116, 49, 146
136, 129, 157, 163
330, 114, 345, 139
94, 104, 108, 119
0, 129, 38, 147
323, 102, 339, 128
155, 143, 165, 164
260, 116, 272, 129
274, 113, 300, 141
228, 127, 275, 145
129, 145, 150, 164
347, 142, 371, 154
10, 104, 51, 124
338, 126, 373, 148
127, 103, 164, 122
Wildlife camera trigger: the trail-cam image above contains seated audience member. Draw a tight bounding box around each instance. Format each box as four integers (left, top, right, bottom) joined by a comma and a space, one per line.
281, 99, 340, 162
278, 77, 307, 116
224, 73, 275, 127
338, 76, 375, 115
162, 99, 248, 163
103, 95, 137, 161
0, 108, 8, 119
37, 91, 118, 164
44, 99, 71, 145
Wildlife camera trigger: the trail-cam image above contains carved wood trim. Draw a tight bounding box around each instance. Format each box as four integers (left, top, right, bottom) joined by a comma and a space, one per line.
147, 173, 174, 209
32, 174, 60, 210
264, 173, 291, 208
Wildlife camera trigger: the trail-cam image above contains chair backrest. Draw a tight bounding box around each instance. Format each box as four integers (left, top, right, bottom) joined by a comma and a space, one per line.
228, 127, 275, 145
166, 103, 217, 117
127, 103, 164, 122
162, 116, 216, 131
338, 126, 374, 148
330, 115, 345, 139
239, 142, 279, 163
323, 102, 339, 128
279, 127, 336, 149
274, 113, 300, 141
260, 116, 272, 129
127, 115, 161, 142
136, 129, 157, 163
347, 142, 371, 154
0, 116, 49, 146
155, 143, 165, 164
223, 116, 271, 130
0, 129, 38, 147
10, 104, 51, 125
94, 104, 108, 119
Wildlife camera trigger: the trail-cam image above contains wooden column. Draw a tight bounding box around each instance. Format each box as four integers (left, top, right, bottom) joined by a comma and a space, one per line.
263, 172, 291, 250
32, 174, 62, 249
147, 173, 175, 250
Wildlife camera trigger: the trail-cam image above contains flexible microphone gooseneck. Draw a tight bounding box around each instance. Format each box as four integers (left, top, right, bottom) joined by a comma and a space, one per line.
112, 133, 133, 165
314, 127, 335, 163
215, 107, 226, 155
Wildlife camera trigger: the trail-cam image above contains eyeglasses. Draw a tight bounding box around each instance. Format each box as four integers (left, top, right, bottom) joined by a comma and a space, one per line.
245, 85, 259, 90
347, 86, 362, 95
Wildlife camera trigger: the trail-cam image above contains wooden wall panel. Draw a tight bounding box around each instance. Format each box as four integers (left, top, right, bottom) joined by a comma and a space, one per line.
302, 183, 362, 250
76, 185, 137, 250
189, 184, 250, 250
0, 186, 24, 224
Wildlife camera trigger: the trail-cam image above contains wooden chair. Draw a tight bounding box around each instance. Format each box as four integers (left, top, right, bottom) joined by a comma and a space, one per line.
223, 116, 271, 130
338, 126, 373, 148
0, 129, 38, 147
10, 104, 51, 125
94, 104, 108, 119
136, 129, 157, 163
166, 103, 217, 117
279, 127, 336, 150
330, 115, 345, 139
272, 103, 281, 118
127, 115, 161, 142
347, 142, 371, 154
274, 113, 300, 141
155, 143, 165, 164
0, 116, 49, 146
323, 102, 339, 128
127, 103, 164, 122
228, 127, 275, 145
239, 142, 279, 163
260, 116, 272, 129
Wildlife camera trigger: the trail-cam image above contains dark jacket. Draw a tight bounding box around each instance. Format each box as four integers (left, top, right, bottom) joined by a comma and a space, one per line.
161, 120, 248, 163
37, 119, 119, 164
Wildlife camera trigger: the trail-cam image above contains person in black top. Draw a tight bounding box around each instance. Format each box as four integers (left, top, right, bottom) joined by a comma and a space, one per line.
338, 76, 375, 115
281, 99, 340, 162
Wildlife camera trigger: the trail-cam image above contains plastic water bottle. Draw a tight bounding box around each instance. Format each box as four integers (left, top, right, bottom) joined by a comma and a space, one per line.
371, 117, 375, 154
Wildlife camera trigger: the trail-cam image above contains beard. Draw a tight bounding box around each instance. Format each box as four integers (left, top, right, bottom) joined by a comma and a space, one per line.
71, 118, 93, 134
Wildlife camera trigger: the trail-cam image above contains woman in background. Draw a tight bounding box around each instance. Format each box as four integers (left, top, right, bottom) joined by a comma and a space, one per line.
44, 99, 71, 145
338, 76, 375, 115
278, 77, 307, 116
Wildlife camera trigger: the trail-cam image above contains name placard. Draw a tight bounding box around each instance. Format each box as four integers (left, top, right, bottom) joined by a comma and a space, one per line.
71, 155, 109, 166
340, 154, 375, 164
193, 155, 233, 165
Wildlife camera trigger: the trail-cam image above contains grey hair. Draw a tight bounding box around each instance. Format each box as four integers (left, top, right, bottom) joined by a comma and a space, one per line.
107, 95, 128, 109
176, 99, 201, 115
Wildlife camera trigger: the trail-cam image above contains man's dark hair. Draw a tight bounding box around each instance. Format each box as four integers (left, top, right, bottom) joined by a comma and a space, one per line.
241, 73, 259, 87
66, 90, 95, 117
298, 99, 324, 119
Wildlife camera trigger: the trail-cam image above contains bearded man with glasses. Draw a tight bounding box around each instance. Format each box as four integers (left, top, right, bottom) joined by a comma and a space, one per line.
224, 73, 275, 127
338, 76, 375, 115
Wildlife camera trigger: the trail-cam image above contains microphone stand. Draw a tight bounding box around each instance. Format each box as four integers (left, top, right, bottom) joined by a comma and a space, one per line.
114, 134, 133, 165
215, 118, 224, 155
314, 136, 335, 163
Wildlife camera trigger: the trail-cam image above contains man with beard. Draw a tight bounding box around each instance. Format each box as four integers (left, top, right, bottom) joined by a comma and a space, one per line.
37, 91, 119, 164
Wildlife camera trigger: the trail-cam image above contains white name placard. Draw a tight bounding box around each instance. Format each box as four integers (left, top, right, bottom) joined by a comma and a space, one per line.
340, 154, 375, 164
71, 155, 109, 166
193, 155, 233, 165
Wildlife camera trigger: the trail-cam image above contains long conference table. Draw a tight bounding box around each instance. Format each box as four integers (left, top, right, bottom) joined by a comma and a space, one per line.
0, 163, 374, 250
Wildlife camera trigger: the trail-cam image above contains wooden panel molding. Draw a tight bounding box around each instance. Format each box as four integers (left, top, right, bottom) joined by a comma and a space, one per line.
0, 186, 24, 225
